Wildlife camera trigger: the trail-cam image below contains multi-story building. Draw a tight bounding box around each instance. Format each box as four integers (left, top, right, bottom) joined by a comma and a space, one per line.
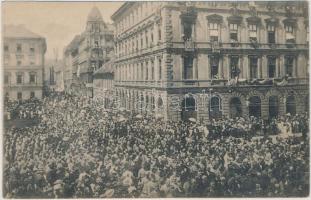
93, 59, 115, 108
63, 6, 114, 97
3, 25, 46, 101
111, 1, 309, 121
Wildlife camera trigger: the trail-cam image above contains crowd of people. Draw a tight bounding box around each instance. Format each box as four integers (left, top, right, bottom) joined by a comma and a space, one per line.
3, 92, 309, 198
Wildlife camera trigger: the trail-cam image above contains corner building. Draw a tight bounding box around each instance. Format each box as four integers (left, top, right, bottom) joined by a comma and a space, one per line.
63, 7, 114, 96
3, 25, 46, 101
111, 2, 309, 121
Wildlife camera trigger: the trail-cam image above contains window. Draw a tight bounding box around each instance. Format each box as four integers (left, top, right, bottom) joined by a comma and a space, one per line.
267, 24, 276, 44
4, 55, 9, 65
183, 23, 193, 41
249, 57, 258, 79
94, 40, 99, 47
230, 56, 239, 78
210, 56, 219, 79
248, 24, 257, 42
17, 44, 22, 52
209, 96, 222, 119
29, 74, 36, 84
17, 60, 22, 66
285, 56, 294, 77
158, 27, 162, 41
30, 92, 35, 99
183, 56, 193, 79
268, 57, 276, 78
30, 47, 35, 54
17, 92, 22, 100
229, 23, 238, 42
159, 58, 162, 80
17, 74, 23, 84
145, 31, 148, 48
209, 23, 219, 42
4, 45, 9, 52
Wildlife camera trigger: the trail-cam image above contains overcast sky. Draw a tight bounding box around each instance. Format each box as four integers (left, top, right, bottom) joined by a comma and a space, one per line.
2, 1, 123, 59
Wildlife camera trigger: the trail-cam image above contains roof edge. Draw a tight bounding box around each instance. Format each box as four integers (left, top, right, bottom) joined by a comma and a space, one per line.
111, 2, 135, 21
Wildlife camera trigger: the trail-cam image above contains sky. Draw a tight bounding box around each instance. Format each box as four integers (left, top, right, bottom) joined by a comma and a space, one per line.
2, 1, 123, 59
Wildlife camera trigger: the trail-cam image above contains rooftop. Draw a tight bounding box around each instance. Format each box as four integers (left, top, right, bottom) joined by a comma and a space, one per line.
87, 6, 104, 22
3, 24, 44, 39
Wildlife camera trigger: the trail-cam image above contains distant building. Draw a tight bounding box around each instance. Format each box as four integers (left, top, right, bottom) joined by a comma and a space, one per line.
111, 2, 309, 121
63, 6, 114, 97
93, 60, 114, 108
3, 25, 46, 101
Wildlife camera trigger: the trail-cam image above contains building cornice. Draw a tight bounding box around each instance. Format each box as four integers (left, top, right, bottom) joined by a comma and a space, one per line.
111, 2, 135, 21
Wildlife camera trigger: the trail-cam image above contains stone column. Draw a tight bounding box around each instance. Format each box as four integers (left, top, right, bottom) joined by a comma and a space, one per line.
262, 56, 268, 79
239, 55, 244, 79
279, 96, 286, 116
154, 57, 159, 81
207, 56, 211, 79
242, 55, 248, 79
223, 55, 229, 80
280, 55, 285, 77
194, 56, 198, 79
219, 55, 224, 79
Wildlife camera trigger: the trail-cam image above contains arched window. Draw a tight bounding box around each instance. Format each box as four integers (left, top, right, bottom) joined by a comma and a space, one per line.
209, 96, 222, 119
269, 96, 279, 119
157, 97, 163, 110
229, 97, 242, 118
249, 96, 261, 118
181, 95, 197, 121
286, 95, 296, 115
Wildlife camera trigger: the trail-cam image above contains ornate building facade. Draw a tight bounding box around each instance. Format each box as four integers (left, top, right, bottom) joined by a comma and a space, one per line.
63, 6, 114, 96
111, 1, 309, 121
3, 25, 46, 100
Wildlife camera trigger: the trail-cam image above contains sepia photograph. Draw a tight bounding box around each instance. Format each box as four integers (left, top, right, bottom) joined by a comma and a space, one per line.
2, 1, 310, 198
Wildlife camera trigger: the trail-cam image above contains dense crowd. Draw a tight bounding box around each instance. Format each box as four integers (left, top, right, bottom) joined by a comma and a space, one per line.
3, 92, 309, 198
